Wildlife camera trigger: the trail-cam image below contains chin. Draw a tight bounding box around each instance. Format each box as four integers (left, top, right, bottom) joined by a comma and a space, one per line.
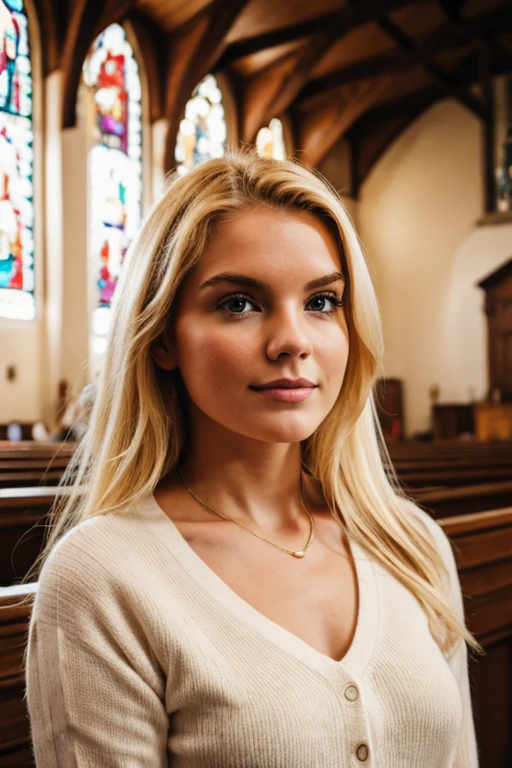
242, 417, 322, 445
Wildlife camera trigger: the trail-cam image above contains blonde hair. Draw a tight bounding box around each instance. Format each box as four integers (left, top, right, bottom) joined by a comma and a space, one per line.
30, 150, 480, 657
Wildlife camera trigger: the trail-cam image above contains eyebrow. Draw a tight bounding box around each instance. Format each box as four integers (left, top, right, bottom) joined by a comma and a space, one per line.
199, 271, 345, 292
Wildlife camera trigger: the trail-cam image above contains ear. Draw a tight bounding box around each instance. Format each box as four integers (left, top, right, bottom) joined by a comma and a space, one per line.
151, 336, 177, 371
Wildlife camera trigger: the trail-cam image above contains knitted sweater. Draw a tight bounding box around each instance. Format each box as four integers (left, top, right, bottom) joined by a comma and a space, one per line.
26, 495, 479, 767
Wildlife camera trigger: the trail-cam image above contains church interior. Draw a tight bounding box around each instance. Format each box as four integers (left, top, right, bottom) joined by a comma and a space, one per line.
1, 0, 512, 765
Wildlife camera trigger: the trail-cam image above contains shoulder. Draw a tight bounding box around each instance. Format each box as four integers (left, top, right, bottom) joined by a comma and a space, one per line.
400, 497, 455, 567
34, 503, 150, 624
399, 497, 464, 618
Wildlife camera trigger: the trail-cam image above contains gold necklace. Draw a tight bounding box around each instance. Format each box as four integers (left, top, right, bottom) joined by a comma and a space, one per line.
177, 467, 315, 558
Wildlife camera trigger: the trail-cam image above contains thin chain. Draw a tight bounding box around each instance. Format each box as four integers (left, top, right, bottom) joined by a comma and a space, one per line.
177, 467, 315, 558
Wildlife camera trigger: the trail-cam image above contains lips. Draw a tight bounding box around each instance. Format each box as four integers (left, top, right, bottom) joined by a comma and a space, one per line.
251, 378, 317, 391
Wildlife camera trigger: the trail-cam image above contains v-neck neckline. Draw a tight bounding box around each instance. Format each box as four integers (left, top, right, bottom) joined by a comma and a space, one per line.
137, 494, 380, 680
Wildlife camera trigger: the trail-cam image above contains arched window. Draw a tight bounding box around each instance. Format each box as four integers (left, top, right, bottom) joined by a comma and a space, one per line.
0, 0, 34, 320
82, 23, 142, 359
256, 118, 286, 160
175, 74, 226, 175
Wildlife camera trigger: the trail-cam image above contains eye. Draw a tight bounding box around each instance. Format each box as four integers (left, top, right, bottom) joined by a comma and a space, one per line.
306, 292, 345, 314
217, 294, 258, 318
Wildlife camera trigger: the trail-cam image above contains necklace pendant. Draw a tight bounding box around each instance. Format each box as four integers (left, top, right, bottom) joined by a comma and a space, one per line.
292, 550, 306, 558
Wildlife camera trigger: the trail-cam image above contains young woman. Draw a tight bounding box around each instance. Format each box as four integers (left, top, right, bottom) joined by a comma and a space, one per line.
26, 151, 480, 767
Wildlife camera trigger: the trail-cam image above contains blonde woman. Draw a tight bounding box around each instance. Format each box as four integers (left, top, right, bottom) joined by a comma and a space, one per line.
26, 152, 480, 767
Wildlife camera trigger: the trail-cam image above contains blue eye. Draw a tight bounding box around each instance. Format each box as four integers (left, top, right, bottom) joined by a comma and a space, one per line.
306, 294, 343, 313
219, 295, 256, 316
217, 292, 345, 320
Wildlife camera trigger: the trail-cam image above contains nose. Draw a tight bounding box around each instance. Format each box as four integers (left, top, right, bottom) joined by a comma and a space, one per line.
265, 305, 314, 360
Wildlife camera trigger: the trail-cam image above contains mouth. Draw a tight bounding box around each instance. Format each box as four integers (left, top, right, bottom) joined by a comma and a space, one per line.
250, 378, 317, 391
249, 382, 317, 403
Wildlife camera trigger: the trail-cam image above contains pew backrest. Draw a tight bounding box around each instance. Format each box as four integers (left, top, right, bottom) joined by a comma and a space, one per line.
0, 488, 71, 587
414, 482, 512, 517
0, 583, 37, 767
440, 507, 512, 645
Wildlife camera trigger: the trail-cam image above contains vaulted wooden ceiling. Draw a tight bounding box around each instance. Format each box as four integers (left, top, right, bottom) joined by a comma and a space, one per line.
35, 0, 512, 192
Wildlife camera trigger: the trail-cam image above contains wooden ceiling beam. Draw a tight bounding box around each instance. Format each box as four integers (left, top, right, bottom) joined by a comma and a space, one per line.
61, 0, 138, 128
436, 0, 512, 73
216, 0, 423, 69
92, 0, 137, 39
348, 86, 439, 194
436, 0, 470, 22
239, 20, 356, 142
348, 41, 512, 189
299, 40, 512, 113
300, 5, 512, 100
238, 44, 310, 142
375, 16, 487, 119
163, 0, 250, 170
293, 75, 395, 167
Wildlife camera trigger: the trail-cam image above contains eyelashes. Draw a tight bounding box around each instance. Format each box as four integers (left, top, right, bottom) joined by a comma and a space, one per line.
216, 291, 346, 320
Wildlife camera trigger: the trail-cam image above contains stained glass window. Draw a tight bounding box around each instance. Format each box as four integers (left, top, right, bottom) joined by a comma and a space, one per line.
256, 118, 286, 160
175, 74, 226, 175
82, 23, 142, 358
0, 0, 34, 320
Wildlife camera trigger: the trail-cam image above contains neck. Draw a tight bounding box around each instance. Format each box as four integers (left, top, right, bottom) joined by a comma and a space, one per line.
177, 441, 318, 534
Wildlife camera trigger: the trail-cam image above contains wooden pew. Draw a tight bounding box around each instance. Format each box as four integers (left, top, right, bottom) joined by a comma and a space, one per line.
385, 441, 512, 495
387, 440, 512, 460
0, 488, 71, 587
399, 467, 512, 488
0, 583, 36, 768
0, 443, 75, 489
389, 441, 512, 486
440, 508, 512, 768
414, 481, 512, 517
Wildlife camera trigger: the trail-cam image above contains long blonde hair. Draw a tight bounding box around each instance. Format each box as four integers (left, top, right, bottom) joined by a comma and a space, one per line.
29, 150, 480, 656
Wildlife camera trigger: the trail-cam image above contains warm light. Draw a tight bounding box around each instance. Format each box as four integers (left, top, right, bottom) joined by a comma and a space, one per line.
179, 118, 196, 137
175, 74, 227, 175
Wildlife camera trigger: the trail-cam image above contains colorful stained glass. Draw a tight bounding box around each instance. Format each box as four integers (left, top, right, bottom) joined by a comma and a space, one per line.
0, 0, 34, 320
83, 23, 142, 355
175, 74, 226, 175
256, 118, 286, 160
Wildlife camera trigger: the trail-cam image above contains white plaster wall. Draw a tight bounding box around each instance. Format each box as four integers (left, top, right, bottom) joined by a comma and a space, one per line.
0, 321, 41, 421
358, 99, 512, 436
60, 88, 90, 398
445, 224, 512, 402
40, 70, 64, 426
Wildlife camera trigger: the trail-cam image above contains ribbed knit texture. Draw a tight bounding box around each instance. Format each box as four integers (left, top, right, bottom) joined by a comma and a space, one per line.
26, 496, 479, 767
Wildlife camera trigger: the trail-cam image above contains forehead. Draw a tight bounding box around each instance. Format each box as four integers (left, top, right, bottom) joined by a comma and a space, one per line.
195, 207, 343, 280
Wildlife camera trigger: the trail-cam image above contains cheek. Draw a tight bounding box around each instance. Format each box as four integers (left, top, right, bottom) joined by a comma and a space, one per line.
317, 324, 350, 376
176, 325, 256, 382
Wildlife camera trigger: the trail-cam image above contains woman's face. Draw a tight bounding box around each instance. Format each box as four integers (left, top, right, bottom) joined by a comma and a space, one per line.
155, 207, 349, 446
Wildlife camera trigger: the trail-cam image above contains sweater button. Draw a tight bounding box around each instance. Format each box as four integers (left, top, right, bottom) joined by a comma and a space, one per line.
344, 684, 359, 701
356, 742, 369, 761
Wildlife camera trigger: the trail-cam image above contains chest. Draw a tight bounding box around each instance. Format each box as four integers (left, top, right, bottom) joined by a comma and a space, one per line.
158, 544, 462, 768
174, 516, 359, 663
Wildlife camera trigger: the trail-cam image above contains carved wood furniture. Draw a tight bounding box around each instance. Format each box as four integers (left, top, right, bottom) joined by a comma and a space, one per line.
474, 402, 512, 441
478, 258, 512, 402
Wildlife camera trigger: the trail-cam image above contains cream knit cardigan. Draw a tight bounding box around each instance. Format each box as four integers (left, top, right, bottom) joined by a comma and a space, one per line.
26, 496, 479, 767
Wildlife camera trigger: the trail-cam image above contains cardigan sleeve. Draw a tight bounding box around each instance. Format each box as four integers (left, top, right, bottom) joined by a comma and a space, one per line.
412, 508, 480, 768
25, 532, 169, 768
